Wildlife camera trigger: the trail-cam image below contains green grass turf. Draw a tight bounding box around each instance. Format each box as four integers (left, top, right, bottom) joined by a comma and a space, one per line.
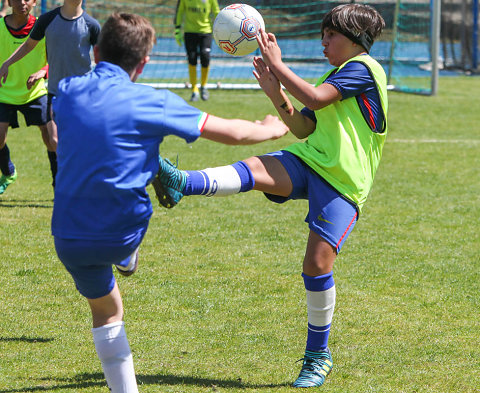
0, 77, 479, 392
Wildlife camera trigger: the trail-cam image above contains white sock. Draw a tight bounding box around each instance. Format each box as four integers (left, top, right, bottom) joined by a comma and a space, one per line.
116, 248, 138, 273
201, 165, 242, 196
306, 285, 336, 326
92, 321, 138, 393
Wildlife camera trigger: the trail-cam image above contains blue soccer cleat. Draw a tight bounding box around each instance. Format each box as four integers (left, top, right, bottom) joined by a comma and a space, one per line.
0, 171, 17, 195
151, 156, 187, 208
292, 348, 333, 388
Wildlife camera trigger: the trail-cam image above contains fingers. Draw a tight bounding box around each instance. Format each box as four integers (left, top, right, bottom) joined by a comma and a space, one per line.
268, 32, 277, 45
257, 28, 268, 51
26, 73, 38, 90
253, 56, 266, 73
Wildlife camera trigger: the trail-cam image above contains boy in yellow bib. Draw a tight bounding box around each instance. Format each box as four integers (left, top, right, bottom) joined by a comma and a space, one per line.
155, 4, 387, 388
0, 0, 53, 194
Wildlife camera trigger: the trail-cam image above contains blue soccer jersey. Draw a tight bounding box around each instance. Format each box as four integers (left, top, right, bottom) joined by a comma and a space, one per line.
52, 61, 207, 240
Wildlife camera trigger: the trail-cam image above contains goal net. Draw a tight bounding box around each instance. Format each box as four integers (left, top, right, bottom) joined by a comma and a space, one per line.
34, 0, 448, 95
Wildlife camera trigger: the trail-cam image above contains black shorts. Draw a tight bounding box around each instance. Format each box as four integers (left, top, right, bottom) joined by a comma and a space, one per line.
184, 32, 213, 67
0, 95, 48, 128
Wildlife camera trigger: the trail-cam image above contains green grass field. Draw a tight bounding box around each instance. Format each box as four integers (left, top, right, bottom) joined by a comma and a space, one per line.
0, 77, 479, 392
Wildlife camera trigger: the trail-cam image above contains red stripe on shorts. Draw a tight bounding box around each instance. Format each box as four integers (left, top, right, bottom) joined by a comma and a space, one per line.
336, 211, 358, 250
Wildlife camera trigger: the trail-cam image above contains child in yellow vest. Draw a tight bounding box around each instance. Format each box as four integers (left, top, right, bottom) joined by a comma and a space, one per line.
0, 0, 52, 194
155, 4, 387, 388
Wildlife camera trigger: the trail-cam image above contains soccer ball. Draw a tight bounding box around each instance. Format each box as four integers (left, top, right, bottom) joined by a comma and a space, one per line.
213, 4, 265, 57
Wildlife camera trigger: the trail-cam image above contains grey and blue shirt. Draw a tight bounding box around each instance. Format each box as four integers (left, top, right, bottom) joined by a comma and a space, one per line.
30, 7, 100, 95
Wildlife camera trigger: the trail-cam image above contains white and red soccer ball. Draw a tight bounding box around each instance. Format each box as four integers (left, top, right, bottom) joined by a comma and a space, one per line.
213, 4, 265, 57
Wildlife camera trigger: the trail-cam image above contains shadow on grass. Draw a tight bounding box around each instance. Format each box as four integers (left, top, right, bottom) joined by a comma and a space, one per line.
0, 373, 106, 393
136, 373, 291, 389
0, 336, 54, 343
0, 372, 291, 392
0, 199, 53, 209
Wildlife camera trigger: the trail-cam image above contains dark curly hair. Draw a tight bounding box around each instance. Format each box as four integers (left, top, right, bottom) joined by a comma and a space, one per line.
321, 4, 385, 52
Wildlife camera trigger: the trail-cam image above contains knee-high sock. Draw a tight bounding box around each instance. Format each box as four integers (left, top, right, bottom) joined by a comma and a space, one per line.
0, 144, 15, 176
188, 64, 198, 92
92, 321, 138, 393
183, 161, 254, 196
201, 66, 210, 87
303, 272, 336, 351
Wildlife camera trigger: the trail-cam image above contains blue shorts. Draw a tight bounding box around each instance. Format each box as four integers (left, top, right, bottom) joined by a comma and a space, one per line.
263, 151, 358, 253
54, 226, 147, 299
0, 95, 48, 128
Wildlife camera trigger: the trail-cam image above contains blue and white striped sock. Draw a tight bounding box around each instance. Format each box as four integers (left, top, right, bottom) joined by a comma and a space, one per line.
302, 272, 336, 351
183, 161, 254, 196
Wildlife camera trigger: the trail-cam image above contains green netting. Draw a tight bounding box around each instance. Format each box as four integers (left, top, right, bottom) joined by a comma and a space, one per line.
34, 0, 438, 94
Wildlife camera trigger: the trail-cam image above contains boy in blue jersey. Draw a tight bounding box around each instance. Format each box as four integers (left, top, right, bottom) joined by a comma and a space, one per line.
154, 4, 387, 388
0, 0, 52, 195
51, 13, 287, 393
0, 0, 100, 187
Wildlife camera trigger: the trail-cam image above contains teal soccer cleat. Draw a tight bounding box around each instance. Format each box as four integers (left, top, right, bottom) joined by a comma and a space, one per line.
0, 171, 17, 195
151, 156, 187, 208
292, 348, 333, 388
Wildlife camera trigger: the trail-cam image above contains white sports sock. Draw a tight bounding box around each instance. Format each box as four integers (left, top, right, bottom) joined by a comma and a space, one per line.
92, 321, 138, 393
306, 285, 336, 327
116, 248, 139, 273
202, 165, 242, 196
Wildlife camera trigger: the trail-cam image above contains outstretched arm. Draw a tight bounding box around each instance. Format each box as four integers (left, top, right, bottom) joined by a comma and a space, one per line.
256, 29, 341, 110
200, 113, 289, 145
0, 37, 39, 87
253, 56, 315, 139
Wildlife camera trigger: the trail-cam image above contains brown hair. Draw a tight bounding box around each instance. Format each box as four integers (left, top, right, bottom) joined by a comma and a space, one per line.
97, 13, 156, 72
321, 4, 385, 52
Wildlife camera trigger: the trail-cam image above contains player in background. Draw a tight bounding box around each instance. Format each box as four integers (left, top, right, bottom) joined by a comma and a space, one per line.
0, 0, 52, 194
174, 0, 220, 101
0, 0, 100, 187
52, 12, 287, 392
154, 4, 387, 388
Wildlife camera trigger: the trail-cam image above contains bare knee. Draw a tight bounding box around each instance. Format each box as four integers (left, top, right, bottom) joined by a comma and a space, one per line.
303, 231, 337, 276
87, 283, 124, 328
242, 155, 292, 196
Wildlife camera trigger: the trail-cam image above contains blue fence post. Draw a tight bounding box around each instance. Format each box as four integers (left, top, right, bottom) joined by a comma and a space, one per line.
473, 0, 479, 69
